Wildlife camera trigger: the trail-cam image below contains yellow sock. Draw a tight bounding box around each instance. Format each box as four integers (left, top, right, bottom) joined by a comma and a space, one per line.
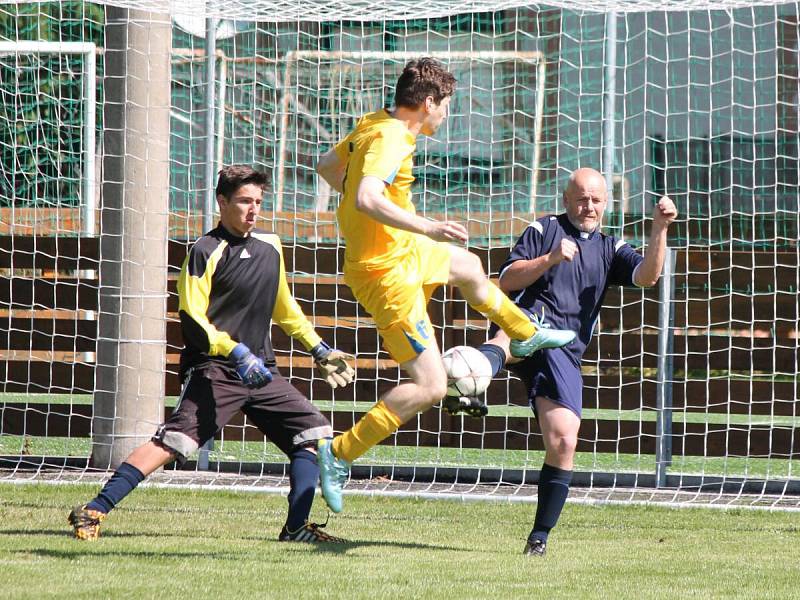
332, 400, 403, 463
470, 282, 536, 341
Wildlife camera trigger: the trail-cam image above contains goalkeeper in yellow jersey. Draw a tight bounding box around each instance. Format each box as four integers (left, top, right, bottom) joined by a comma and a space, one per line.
314, 58, 575, 513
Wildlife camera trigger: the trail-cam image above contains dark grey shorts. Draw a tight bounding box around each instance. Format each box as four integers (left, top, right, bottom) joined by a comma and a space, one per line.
153, 364, 332, 462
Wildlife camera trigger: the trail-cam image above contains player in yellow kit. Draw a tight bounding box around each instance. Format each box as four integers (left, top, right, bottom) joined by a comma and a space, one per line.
314, 58, 575, 513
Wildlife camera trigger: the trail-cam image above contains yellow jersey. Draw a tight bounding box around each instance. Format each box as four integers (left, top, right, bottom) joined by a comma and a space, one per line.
334, 109, 418, 273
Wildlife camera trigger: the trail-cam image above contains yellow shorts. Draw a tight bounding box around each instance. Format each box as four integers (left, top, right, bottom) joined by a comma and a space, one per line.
345, 237, 451, 364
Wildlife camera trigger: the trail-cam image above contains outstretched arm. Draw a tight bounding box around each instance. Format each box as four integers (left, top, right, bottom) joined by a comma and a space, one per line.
633, 196, 678, 287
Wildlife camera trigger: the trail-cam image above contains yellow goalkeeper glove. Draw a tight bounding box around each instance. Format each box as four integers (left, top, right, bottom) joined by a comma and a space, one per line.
311, 342, 355, 388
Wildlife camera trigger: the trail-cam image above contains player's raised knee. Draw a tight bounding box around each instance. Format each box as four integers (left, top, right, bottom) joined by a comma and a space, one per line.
449, 248, 485, 287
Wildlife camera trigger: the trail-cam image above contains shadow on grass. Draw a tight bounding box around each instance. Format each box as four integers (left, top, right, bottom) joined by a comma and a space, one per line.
2, 529, 147, 539
2, 529, 470, 553
27, 548, 245, 560
277, 539, 469, 554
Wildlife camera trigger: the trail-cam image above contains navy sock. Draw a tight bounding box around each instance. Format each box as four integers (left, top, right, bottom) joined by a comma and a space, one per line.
284, 448, 319, 532
478, 343, 506, 378
86, 462, 145, 514
530, 463, 573, 543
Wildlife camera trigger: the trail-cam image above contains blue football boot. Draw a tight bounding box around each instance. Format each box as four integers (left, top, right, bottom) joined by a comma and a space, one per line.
509, 310, 576, 358
317, 438, 350, 514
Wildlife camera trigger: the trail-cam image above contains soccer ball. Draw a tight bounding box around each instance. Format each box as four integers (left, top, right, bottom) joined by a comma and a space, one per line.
441, 345, 493, 397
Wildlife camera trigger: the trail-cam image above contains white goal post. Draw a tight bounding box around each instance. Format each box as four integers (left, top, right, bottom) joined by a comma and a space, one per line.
0, 41, 97, 236
273, 50, 545, 214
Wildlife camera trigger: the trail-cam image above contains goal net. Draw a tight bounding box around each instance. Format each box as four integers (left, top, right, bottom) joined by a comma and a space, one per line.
0, 0, 798, 509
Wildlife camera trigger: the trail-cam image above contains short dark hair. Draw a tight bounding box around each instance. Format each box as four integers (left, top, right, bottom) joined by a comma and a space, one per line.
394, 58, 456, 109
215, 164, 268, 199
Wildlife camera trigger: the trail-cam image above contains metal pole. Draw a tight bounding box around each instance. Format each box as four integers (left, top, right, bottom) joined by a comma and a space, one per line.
655, 248, 677, 487
94, 8, 170, 469
80, 45, 98, 364
198, 18, 218, 471
528, 58, 547, 215
216, 53, 227, 172
202, 18, 217, 234
602, 12, 618, 216
82, 45, 97, 237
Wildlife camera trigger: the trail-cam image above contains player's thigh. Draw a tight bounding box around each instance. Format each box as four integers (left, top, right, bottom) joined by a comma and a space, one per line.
243, 373, 333, 456
415, 236, 451, 292
154, 365, 244, 461
355, 242, 448, 320
446, 244, 485, 287
345, 267, 416, 331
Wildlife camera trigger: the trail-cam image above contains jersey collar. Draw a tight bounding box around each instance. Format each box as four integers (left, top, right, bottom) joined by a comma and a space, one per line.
216, 223, 250, 245
381, 108, 418, 147
559, 213, 599, 241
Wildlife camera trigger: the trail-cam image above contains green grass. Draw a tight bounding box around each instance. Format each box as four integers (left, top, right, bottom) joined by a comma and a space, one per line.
1, 482, 798, 599
3, 435, 799, 479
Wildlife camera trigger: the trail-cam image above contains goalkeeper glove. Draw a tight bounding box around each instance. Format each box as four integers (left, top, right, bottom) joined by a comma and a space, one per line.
311, 341, 355, 389
229, 343, 272, 389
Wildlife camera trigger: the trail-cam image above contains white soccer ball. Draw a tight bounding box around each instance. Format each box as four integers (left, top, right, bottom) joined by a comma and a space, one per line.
441, 345, 493, 397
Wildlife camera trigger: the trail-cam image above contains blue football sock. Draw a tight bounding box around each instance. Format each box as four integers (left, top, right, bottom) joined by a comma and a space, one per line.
529, 463, 573, 543
284, 448, 319, 532
478, 343, 506, 378
86, 462, 145, 514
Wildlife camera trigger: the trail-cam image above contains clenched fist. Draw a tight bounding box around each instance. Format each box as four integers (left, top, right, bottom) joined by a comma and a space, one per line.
550, 238, 579, 265
653, 196, 678, 229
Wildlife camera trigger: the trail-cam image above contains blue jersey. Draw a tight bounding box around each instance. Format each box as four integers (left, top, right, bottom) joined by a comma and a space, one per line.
499, 213, 643, 365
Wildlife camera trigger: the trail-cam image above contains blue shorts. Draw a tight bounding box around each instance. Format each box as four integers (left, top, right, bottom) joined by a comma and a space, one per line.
508, 347, 583, 418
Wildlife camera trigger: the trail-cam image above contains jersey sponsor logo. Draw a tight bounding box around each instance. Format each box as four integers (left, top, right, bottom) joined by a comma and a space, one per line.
240, 248, 251, 259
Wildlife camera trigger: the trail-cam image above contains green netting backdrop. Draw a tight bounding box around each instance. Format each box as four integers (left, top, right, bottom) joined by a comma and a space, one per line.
0, 2, 797, 247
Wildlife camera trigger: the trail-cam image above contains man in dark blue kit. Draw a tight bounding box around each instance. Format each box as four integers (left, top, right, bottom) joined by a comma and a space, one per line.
68, 165, 355, 543
467, 167, 677, 556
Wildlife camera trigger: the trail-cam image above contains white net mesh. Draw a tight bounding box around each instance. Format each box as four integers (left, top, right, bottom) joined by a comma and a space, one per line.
0, 1, 798, 509
74, 0, 800, 21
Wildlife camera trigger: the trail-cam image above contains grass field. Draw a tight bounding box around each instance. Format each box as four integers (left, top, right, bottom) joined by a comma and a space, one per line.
1, 482, 799, 599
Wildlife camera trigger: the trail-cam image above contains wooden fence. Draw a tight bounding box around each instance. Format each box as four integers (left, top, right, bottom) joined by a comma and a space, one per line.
1, 228, 798, 459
